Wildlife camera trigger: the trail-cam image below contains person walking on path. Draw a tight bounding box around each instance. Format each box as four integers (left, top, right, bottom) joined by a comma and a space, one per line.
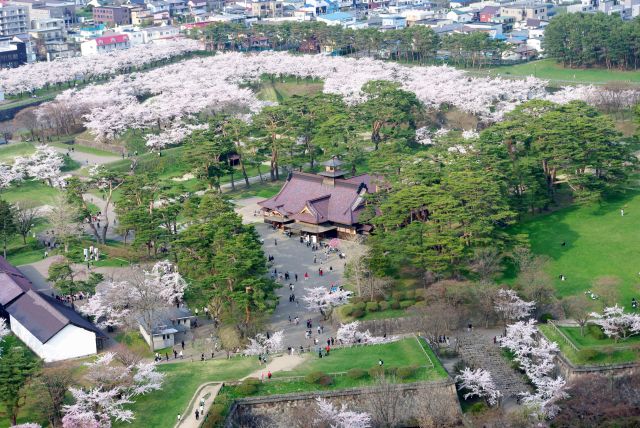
295, 273, 298, 281
195, 409, 199, 420
177, 414, 181, 422
179, 350, 183, 359
181, 340, 185, 350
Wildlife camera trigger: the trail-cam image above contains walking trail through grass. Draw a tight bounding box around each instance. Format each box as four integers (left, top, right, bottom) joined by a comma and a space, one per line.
175, 354, 304, 428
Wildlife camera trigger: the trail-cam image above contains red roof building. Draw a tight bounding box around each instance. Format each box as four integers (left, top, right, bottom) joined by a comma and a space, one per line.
259, 158, 379, 238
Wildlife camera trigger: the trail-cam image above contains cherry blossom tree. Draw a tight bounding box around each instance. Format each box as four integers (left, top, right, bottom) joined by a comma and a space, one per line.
11, 145, 65, 187
335, 321, 397, 345
315, 398, 372, 428
62, 352, 163, 428
590, 305, 640, 342
10, 424, 41, 428
243, 330, 284, 356
0, 39, 201, 95
499, 319, 567, 418
455, 367, 502, 406
0, 163, 20, 190
62, 387, 134, 428
81, 261, 187, 349
302, 286, 351, 319
493, 289, 535, 324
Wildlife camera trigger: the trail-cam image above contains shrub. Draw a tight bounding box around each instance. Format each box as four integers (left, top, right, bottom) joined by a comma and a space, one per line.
400, 300, 415, 309
351, 296, 364, 304
347, 368, 367, 380
385, 367, 397, 376
341, 304, 354, 317
366, 301, 379, 312
578, 348, 602, 362
415, 294, 425, 302
369, 366, 385, 378
392, 291, 405, 301
390, 300, 400, 310
405, 290, 416, 299
396, 366, 417, 379
318, 375, 334, 386
374, 295, 385, 302
379, 301, 390, 311
352, 309, 365, 318
354, 302, 366, 311
305, 371, 326, 384
539, 313, 553, 323
468, 402, 488, 414
236, 382, 258, 395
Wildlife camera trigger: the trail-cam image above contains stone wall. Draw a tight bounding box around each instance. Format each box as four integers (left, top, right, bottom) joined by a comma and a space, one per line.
554, 352, 640, 382
225, 380, 462, 428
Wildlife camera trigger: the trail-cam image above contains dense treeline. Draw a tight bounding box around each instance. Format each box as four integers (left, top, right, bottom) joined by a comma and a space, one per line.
194, 21, 505, 68
544, 13, 640, 70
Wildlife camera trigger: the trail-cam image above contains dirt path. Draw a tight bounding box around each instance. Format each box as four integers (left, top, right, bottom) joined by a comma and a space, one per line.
175, 354, 304, 428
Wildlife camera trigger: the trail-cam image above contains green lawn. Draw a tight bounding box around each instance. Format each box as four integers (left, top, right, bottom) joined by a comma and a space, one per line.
114, 357, 259, 428
561, 324, 640, 347
274, 337, 443, 377
257, 77, 324, 103
539, 324, 640, 366
478, 59, 640, 85
509, 191, 640, 304
227, 180, 283, 200
0, 180, 61, 207
0, 142, 35, 163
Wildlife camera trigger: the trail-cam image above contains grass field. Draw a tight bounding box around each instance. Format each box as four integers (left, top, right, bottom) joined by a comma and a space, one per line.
113, 358, 259, 428
478, 59, 640, 85
257, 77, 324, 103
274, 338, 441, 378
0, 180, 61, 207
0, 142, 36, 163
510, 190, 640, 304
50, 141, 119, 158
539, 324, 640, 365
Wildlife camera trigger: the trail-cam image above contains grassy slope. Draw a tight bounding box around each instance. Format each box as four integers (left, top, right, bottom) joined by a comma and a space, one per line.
113, 358, 259, 428
510, 191, 640, 304
257, 79, 324, 103
478, 59, 640, 85
0, 142, 36, 163
0, 180, 61, 207
538, 324, 639, 365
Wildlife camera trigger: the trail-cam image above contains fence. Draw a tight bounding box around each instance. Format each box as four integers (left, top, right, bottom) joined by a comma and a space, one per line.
547, 320, 580, 353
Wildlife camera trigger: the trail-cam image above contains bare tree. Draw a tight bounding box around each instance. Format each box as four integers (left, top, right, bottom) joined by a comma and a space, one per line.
36, 364, 74, 427
469, 247, 503, 283
219, 325, 243, 358
47, 194, 83, 253
113, 343, 144, 367
561, 295, 597, 336
412, 387, 461, 428
344, 240, 369, 298
412, 302, 463, 345
13, 202, 39, 244
365, 376, 403, 428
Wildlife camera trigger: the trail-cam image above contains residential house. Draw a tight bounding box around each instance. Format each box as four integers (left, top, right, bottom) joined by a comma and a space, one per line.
250, 0, 283, 17
138, 307, 194, 349
259, 158, 380, 239
446, 9, 473, 22
380, 13, 406, 29
167, 0, 189, 16
80, 33, 130, 55
500, 3, 548, 21
0, 3, 29, 36
0, 35, 27, 66
188, 0, 207, 15
93, 6, 132, 26
0, 256, 106, 362
317, 11, 356, 27
479, 5, 499, 21
129, 6, 153, 26
79, 23, 105, 38
143, 25, 179, 42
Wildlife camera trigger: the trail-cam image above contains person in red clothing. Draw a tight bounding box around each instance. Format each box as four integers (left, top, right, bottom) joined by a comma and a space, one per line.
268, 371, 272, 379
325, 345, 330, 355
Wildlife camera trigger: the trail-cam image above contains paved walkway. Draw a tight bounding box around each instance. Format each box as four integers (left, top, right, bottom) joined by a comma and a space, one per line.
456, 328, 532, 409
51, 145, 119, 167
175, 354, 304, 428
256, 223, 347, 349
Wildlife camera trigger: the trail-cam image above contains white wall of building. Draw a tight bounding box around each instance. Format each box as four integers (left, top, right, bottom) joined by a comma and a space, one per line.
10, 316, 97, 362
